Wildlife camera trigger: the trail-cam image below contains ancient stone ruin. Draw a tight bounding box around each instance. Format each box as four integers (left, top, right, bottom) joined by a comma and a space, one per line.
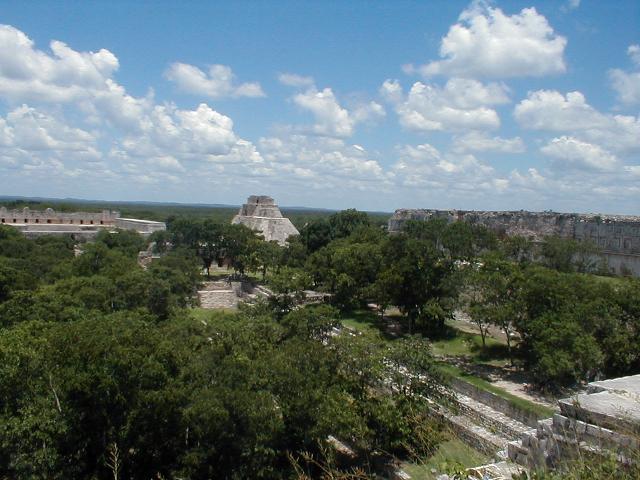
388, 209, 640, 276
508, 374, 640, 470
0, 206, 166, 239
231, 195, 299, 246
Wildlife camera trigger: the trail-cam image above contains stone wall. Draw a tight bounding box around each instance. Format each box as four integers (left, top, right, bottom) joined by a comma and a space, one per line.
0, 206, 119, 225
115, 217, 166, 235
508, 374, 640, 469
388, 209, 640, 276
449, 377, 543, 428
1, 207, 166, 239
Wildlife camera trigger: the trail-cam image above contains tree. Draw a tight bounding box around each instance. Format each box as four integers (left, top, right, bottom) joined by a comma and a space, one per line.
268, 267, 312, 317
381, 234, 454, 335
299, 218, 332, 253
255, 241, 282, 280
328, 209, 370, 239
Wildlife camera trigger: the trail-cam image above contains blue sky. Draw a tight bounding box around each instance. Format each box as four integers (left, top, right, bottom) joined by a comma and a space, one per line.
0, 0, 638, 213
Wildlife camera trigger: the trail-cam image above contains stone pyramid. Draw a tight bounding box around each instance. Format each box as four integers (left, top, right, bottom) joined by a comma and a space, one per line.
231, 195, 299, 246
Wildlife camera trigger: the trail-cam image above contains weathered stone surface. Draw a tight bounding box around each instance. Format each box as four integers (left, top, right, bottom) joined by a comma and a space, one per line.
0, 206, 166, 238
508, 374, 640, 469
388, 208, 640, 276
232, 195, 299, 246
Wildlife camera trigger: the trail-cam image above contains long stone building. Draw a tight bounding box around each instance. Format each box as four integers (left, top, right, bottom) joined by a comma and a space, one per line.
231, 195, 299, 246
0, 206, 165, 239
388, 209, 640, 276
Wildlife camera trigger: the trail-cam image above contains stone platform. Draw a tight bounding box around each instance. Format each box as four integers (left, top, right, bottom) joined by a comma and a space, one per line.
507, 374, 640, 469
232, 195, 299, 246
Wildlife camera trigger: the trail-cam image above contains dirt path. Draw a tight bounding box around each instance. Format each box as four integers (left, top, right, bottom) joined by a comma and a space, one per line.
450, 310, 510, 343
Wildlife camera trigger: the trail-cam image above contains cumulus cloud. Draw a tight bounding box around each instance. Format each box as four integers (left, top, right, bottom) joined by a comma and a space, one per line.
514, 90, 605, 130
514, 89, 640, 153
608, 45, 640, 106
0, 105, 98, 155
0, 24, 267, 189
0, 24, 118, 103
540, 136, 618, 171
259, 134, 390, 190
392, 143, 507, 195
278, 73, 315, 88
413, 3, 566, 78
452, 131, 525, 153
629, 44, 640, 66
292, 87, 384, 137
165, 62, 265, 99
381, 78, 507, 132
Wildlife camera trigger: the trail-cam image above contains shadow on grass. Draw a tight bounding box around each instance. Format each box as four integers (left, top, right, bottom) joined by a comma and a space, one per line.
470, 342, 511, 362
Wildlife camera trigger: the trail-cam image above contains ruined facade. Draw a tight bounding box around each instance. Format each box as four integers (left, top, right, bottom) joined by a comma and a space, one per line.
508, 374, 640, 470
388, 209, 640, 276
231, 195, 299, 246
0, 206, 166, 239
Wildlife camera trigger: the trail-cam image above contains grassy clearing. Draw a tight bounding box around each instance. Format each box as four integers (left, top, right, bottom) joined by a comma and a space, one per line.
340, 309, 383, 336
430, 328, 508, 363
401, 439, 488, 479
438, 363, 554, 419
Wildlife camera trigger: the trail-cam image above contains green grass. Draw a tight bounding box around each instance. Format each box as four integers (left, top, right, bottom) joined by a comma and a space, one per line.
438, 363, 555, 419
401, 439, 488, 479
340, 309, 384, 336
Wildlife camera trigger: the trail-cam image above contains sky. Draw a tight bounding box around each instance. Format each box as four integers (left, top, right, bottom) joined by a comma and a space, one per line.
0, 0, 638, 213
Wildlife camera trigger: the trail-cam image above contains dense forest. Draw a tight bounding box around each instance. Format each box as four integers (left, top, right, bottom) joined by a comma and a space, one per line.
0, 206, 639, 479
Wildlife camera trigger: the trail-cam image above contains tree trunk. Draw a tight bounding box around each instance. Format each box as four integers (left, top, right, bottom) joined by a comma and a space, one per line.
504, 326, 513, 366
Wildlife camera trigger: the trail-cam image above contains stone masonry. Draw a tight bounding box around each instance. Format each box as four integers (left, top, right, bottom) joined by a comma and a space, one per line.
388, 209, 640, 276
231, 195, 299, 246
0, 206, 166, 238
508, 374, 640, 470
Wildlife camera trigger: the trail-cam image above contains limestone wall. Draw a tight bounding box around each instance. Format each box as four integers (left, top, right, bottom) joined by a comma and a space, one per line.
388, 209, 640, 276
1, 207, 166, 238
115, 217, 166, 235
450, 377, 544, 428
238, 196, 283, 218
0, 206, 118, 226
232, 195, 299, 245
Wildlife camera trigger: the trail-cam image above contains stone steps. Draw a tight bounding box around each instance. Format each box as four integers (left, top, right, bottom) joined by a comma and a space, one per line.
508, 374, 640, 470
431, 402, 512, 458
451, 392, 532, 441
197, 290, 238, 309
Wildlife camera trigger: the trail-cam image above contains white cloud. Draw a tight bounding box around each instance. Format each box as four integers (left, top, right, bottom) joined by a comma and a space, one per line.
415, 3, 566, 78
0, 105, 97, 155
381, 78, 506, 132
392, 143, 506, 194
608, 45, 640, 106
608, 69, 640, 106
0, 24, 118, 103
562, 0, 581, 11
514, 89, 640, 153
541, 136, 618, 171
514, 90, 605, 130
292, 87, 384, 137
259, 134, 389, 188
165, 62, 265, 99
452, 131, 525, 153
629, 44, 640, 66
278, 73, 315, 88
